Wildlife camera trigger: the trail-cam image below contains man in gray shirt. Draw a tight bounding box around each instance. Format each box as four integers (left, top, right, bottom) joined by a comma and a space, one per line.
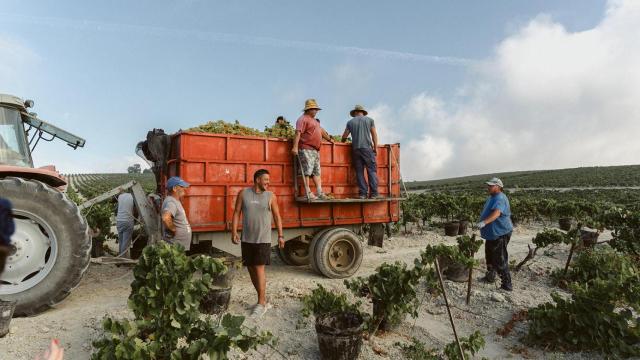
161, 176, 192, 250
116, 191, 136, 257
341, 104, 381, 199
232, 169, 283, 318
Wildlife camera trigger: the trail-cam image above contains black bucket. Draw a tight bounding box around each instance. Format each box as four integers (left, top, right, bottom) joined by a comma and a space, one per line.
438, 255, 470, 282
212, 257, 241, 288
444, 222, 460, 237
458, 220, 469, 235
200, 287, 232, 315
0, 299, 17, 338
580, 230, 599, 248
372, 299, 403, 332
315, 312, 364, 360
558, 218, 572, 231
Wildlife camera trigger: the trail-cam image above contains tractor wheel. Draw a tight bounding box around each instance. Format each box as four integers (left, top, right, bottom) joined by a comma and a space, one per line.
313, 228, 363, 279
276, 237, 310, 266
0, 177, 91, 316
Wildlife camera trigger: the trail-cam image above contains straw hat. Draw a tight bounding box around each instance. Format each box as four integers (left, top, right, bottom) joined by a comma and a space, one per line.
350, 104, 368, 117
303, 99, 322, 111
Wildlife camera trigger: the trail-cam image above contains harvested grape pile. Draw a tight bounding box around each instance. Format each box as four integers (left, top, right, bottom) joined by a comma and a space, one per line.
187, 120, 266, 137
186, 119, 347, 142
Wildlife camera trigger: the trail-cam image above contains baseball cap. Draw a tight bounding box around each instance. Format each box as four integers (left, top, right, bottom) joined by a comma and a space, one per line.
166, 176, 190, 190
485, 177, 504, 188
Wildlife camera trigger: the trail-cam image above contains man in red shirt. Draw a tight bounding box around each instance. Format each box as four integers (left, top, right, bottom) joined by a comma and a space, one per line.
291, 99, 332, 200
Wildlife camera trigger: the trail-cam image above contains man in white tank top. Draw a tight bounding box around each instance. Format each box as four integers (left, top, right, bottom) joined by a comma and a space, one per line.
232, 169, 284, 318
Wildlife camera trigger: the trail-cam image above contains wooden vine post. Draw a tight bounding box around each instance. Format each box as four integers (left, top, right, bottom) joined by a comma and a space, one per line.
435, 258, 466, 360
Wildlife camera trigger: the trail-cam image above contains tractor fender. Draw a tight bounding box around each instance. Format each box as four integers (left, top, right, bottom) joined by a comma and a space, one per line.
0, 165, 66, 188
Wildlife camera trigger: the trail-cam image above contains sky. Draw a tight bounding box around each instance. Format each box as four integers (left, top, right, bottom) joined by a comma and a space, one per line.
2, 0, 637, 181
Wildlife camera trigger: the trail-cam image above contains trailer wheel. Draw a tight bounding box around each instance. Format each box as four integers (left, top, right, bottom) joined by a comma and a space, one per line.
313, 229, 363, 279
276, 237, 310, 266
308, 228, 338, 273
0, 177, 91, 316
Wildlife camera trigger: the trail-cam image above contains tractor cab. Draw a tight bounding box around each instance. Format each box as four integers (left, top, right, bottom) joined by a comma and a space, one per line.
0, 93, 86, 172
0, 95, 33, 167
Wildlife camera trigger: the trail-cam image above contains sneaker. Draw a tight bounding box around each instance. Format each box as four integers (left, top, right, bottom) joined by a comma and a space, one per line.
370, 194, 385, 200
358, 195, 367, 199
316, 193, 329, 200
306, 193, 318, 200
250, 303, 271, 318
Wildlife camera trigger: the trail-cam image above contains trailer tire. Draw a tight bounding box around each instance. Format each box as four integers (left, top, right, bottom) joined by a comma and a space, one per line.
276, 237, 310, 266
0, 177, 91, 316
309, 228, 338, 273
313, 229, 363, 279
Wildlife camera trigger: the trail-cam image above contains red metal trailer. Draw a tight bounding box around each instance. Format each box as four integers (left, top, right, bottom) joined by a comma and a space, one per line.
140, 130, 402, 278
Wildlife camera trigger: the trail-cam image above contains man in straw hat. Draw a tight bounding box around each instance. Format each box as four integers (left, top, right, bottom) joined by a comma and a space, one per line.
341, 104, 381, 199
292, 99, 332, 200
475, 177, 513, 291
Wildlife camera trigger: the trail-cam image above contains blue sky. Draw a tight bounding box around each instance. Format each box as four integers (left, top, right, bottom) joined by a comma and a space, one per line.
4, 0, 635, 180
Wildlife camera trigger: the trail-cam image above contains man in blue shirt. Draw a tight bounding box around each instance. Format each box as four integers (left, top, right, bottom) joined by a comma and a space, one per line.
476, 178, 513, 291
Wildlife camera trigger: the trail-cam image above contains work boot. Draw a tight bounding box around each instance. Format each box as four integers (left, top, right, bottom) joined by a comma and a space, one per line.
480, 270, 496, 283
500, 271, 513, 291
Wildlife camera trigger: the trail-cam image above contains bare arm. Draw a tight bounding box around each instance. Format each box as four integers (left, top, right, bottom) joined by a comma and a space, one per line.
321, 128, 333, 142
231, 191, 244, 243
341, 127, 350, 143
370, 126, 379, 153
291, 131, 301, 155
270, 194, 284, 248
162, 211, 175, 233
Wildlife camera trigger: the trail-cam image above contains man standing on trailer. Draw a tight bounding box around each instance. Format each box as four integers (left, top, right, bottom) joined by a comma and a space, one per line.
341, 104, 381, 199
291, 99, 332, 200
161, 176, 192, 251
475, 177, 513, 291
232, 169, 284, 318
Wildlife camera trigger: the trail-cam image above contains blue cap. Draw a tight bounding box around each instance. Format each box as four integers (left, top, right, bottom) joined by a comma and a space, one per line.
166, 176, 190, 190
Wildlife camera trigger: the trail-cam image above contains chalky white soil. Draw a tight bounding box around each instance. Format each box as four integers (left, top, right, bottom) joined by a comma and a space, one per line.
0, 225, 606, 359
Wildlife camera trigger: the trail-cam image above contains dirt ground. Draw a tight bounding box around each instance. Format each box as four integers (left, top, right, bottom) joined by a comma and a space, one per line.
0, 225, 607, 359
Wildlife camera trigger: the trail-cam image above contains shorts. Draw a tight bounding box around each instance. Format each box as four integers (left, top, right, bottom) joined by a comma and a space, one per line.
299, 148, 321, 177
241, 242, 271, 266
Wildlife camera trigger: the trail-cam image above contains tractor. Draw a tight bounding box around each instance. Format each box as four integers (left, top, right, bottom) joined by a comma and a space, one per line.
0, 93, 90, 316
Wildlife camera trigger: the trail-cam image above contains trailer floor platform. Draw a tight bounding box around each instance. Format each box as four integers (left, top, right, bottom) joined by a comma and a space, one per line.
295, 196, 404, 203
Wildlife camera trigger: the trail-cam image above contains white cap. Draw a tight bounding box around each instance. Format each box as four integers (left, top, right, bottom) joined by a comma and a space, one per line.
485, 177, 504, 188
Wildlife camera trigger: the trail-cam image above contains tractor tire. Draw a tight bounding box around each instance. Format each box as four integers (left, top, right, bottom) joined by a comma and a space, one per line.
0, 177, 91, 316
308, 227, 338, 273
313, 228, 363, 279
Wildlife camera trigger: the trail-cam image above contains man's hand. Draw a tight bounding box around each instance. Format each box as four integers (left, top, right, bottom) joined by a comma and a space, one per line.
372, 147, 377, 154
474, 221, 486, 230
278, 236, 285, 249
291, 147, 299, 156
231, 232, 240, 244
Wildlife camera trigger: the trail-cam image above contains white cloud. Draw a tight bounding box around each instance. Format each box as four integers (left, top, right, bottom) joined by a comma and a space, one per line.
380, 0, 640, 180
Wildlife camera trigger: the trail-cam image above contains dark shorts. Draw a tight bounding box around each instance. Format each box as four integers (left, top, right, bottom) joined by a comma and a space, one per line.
241, 242, 271, 266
